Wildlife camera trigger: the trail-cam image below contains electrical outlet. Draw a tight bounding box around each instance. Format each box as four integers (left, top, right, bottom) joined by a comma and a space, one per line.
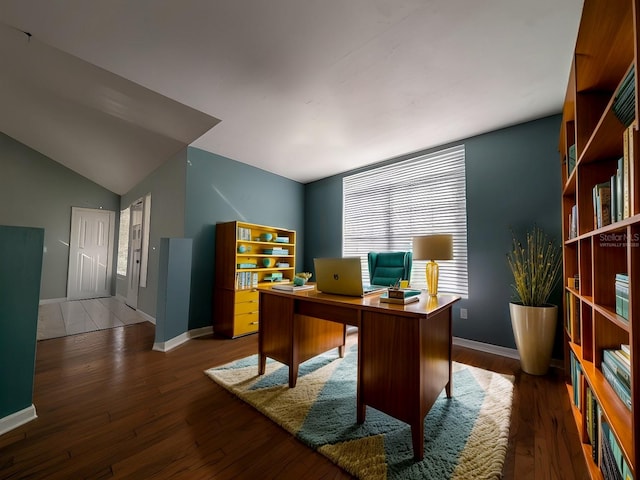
460, 308, 467, 319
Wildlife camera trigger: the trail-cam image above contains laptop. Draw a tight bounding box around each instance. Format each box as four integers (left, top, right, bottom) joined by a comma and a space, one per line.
314, 257, 387, 297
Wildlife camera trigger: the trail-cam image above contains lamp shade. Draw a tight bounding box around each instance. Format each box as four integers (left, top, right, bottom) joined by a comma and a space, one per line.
412, 234, 453, 261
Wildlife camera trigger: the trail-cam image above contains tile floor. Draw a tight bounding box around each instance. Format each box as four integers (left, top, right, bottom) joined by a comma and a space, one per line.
37, 297, 150, 340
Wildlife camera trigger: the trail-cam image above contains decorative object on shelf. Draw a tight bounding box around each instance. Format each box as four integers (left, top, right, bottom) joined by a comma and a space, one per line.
293, 272, 312, 286
507, 226, 562, 375
262, 258, 275, 268
412, 234, 453, 296
237, 245, 251, 254
260, 233, 274, 242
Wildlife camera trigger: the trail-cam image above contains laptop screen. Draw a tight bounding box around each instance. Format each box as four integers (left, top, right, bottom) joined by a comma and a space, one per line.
314, 257, 386, 297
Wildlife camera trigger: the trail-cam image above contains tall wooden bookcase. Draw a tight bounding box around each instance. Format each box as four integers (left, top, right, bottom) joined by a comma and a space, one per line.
213, 221, 296, 338
559, 1, 639, 478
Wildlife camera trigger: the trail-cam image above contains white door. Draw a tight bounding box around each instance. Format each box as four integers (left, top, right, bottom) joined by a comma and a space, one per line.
67, 207, 115, 300
126, 200, 144, 309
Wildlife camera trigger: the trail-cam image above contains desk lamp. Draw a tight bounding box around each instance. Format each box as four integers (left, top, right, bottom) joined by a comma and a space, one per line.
412, 234, 453, 296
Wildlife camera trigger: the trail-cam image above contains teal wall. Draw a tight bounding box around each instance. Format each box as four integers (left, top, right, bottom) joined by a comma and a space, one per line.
185, 147, 305, 330
118, 149, 187, 318
155, 237, 192, 343
0, 133, 120, 300
0, 226, 44, 419
304, 115, 562, 350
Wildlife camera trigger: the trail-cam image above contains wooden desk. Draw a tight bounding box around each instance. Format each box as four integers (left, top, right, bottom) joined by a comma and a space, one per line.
257, 287, 460, 460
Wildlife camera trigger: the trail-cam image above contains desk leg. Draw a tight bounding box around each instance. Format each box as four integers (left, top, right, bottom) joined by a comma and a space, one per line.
445, 309, 453, 398
356, 315, 366, 423
412, 422, 424, 461
258, 353, 266, 375
289, 363, 299, 388
338, 325, 346, 358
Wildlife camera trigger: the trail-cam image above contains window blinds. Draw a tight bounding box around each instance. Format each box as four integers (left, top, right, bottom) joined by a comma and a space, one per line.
343, 145, 468, 296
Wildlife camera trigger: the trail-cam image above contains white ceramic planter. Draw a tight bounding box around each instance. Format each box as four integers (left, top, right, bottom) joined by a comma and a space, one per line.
509, 302, 558, 375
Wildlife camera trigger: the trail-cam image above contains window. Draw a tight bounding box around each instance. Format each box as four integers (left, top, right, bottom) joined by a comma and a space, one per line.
116, 193, 151, 284
117, 208, 130, 276
343, 145, 468, 296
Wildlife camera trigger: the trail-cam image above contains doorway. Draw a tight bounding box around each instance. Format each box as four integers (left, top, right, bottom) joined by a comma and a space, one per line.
67, 207, 115, 300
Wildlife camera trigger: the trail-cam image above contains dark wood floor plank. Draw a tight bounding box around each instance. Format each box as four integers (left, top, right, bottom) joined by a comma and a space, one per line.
0, 322, 587, 479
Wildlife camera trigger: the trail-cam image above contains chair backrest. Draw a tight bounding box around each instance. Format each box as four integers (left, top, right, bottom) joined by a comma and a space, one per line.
367, 251, 412, 287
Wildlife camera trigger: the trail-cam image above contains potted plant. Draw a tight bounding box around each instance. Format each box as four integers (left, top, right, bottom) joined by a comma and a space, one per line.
507, 226, 562, 375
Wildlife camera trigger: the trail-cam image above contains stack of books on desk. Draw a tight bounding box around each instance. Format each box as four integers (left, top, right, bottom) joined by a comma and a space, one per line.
380, 288, 421, 304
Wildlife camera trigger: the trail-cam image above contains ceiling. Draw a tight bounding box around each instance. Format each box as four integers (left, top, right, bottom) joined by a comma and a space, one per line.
0, 1, 584, 195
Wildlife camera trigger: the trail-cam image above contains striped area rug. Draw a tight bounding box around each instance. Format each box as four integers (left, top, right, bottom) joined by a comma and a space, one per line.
205, 343, 514, 480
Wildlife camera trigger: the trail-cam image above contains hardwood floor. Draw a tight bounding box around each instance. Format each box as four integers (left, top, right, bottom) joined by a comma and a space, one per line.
0, 323, 588, 479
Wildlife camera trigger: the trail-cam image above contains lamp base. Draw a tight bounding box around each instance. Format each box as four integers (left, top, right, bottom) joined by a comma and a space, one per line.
426, 260, 439, 297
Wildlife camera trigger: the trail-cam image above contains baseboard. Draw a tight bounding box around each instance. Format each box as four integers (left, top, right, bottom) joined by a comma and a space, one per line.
189, 326, 214, 339
153, 332, 190, 352
0, 405, 37, 436
152, 326, 213, 352
137, 310, 156, 325
39, 297, 66, 305
453, 336, 563, 369
453, 337, 520, 360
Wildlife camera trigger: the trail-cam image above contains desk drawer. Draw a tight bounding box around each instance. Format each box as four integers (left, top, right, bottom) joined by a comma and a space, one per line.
234, 311, 259, 336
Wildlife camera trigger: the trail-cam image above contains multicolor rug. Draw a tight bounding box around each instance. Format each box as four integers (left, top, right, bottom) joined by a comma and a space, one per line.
205, 344, 514, 480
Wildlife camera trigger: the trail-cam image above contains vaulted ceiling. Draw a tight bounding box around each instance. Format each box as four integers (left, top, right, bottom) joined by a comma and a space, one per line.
0, 1, 584, 195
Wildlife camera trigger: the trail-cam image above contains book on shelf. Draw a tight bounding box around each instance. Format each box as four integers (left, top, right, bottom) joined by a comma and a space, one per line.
271, 283, 314, 292
615, 273, 629, 321
569, 350, 582, 409
263, 248, 289, 255
601, 360, 632, 410
235, 271, 258, 289
616, 157, 623, 222
622, 124, 636, 220
236, 226, 252, 241
568, 204, 578, 239
263, 272, 284, 282
237, 263, 257, 269
600, 421, 634, 480
602, 349, 631, 389
379, 293, 419, 304
567, 143, 577, 178
593, 181, 612, 228
611, 173, 618, 224
566, 293, 581, 343
585, 385, 600, 462
613, 66, 636, 128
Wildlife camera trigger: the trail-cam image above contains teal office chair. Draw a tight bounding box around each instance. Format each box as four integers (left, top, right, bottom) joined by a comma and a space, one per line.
367, 251, 412, 287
